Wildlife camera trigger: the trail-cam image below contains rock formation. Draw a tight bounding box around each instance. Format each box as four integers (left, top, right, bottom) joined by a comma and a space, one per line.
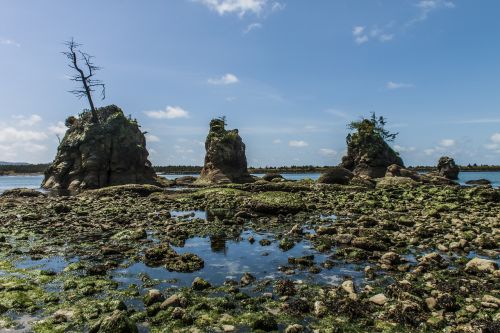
436, 156, 460, 180
42, 105, 158, 191
197, 118, 254, 184
317, 167, 354, 185
340, 118, 404, 178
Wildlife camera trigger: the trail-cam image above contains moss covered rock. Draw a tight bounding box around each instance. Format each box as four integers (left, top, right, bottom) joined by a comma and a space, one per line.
197, 118, 254, 184
42, 105, 158, 192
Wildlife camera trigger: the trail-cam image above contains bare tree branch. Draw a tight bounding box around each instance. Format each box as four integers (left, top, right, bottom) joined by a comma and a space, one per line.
63, 38, 105, 123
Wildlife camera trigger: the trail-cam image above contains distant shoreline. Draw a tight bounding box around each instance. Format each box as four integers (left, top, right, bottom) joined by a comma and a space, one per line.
2, 165, 500, 177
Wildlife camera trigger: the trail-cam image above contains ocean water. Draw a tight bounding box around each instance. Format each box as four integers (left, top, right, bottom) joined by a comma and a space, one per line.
1, 172, 499, 194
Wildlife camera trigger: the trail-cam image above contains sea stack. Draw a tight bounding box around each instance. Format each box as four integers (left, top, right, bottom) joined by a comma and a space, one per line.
42, 105, 158, 191
197, 118, 254, 184
340, 118, 404, 178
436, 156, 460, 180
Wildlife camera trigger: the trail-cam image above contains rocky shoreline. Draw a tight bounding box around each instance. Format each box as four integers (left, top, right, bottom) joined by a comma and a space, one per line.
0, 179, 498, 332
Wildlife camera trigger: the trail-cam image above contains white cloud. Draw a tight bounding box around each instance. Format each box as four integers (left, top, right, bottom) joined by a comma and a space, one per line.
353, 25, 394, 44
208, 73, 239, 85
386, 81, 415, 90
272, 139, 282, 144
352, 26, 365, 36
485, 133, 500, 153
195, 0, 275, 16
289, 140, 308, 148
394, 145, 416, 153
410, 0, 455, 24
0, 127, 48, 143
0, 38, 20, 47
146, 134, 160, 142
48, 122, 67, 136
379, 34, 394, 42
12, 114, 42, 127
440, 139, 456, 147
144, 106, 190, 119
244, 22, 263, 33
319, 148, 337, 156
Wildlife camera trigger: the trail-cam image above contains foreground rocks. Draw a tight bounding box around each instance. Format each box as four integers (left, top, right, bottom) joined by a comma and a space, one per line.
42, 105, 158, 192
197, 118, 254, 184
0, 181, 498, 332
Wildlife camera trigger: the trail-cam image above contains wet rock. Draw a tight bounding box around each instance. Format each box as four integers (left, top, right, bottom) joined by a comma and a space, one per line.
144, 244, 204, 272
285, 324, 304, 333
385, 164, 421, 181
171, 307, 186, 319
317, 167, 354, 185
369, 293, 387, 306
341, 280, 357, 300
1, 188, 46, 198
240, 272, 256, 286
160, 294, 182, 309
53, 309, 74, 323
275, 279, 296, 296
314, 300, 326, 317
90, 310, 138, 333
379, 252, 402, 269
222, 324, 236, 332
351, 237, 387, 251
248, 191, 306, 214
262, 173, 284, 182
192, 277, 211, 291
174, 176, 197, 186
143, 289, 164, 306
418, 252, 448, 269
197, 118, 254, 184
43, 105, 158, 191
465, 257, 498, 274
377, 176, 418, 188
251, 313, 278, 331
465, 179, 491, 185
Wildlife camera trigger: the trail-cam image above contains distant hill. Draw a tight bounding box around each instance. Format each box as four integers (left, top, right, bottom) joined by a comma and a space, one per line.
0, 161, 30, 165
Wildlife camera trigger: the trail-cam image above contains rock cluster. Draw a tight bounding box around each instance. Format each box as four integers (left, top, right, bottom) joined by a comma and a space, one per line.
340, 119, 404, 178
197, 118, 254, 184
42, 105, 158, 191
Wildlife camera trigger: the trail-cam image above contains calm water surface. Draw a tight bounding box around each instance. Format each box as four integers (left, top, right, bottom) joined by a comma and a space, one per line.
1, 172, 499, 193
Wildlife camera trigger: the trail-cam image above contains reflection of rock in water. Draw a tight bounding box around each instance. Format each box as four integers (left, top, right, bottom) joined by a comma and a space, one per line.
210, 235, 227, 254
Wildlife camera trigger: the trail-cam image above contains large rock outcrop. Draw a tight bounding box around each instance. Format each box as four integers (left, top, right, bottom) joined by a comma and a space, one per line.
42, 105, 158, 191
197, 118, 253, 184
436, 156, 460, 180
340, 119, 404, 178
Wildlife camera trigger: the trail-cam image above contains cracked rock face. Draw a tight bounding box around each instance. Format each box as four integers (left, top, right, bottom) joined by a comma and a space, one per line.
198, 118, 254, 184
42, 105, 158, 191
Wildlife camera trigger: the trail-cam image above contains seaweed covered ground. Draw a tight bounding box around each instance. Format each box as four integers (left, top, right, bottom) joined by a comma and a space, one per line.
0, 180, 498, 332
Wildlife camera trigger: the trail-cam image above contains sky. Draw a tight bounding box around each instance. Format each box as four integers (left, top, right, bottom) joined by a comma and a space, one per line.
1, 0, 500, 167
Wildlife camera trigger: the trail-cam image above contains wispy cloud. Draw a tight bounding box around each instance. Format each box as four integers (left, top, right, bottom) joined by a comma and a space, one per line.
144, 106, 190, 119
409, 0, 455, 25
244, 22, 263, 34
48, 122, 67, 136
386, 81, 415, 90
319, 148, 337, 156
393, 145, 416, 153
424, 138, 457, 155
325, 109, 350, 119
272, 139, 282, 144
12, 114, 42, 127
289, 140, 308, 148
439, 139, 456, 147
0, 127, 48, 143
452, 118, 500, 124
0, 38, 21, 47
208, 73, 239, 85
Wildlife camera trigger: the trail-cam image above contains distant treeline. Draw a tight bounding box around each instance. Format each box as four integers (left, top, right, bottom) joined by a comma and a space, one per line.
0, 164, 49, 175
2, 163, 500, 176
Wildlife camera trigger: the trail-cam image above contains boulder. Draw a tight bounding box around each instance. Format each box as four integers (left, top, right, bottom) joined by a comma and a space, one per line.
377, 176, 418, 188
262, 173, 284, 182
436, 156, 460, 180
385, 164, 421, 181
90, 310, 137, 333
341, 118, 404, 178
465, 179, 491, 185
465, 258, 498, 274
317, 167, 354, 185
197, 118, 254, 184
42, 105, 158, 192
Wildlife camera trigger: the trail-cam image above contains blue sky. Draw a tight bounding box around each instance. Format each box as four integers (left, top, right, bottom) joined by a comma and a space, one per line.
1, 0, 500, 166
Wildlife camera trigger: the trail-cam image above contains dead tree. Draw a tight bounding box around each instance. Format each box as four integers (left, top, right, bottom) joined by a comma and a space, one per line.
63, 38, 105, 123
